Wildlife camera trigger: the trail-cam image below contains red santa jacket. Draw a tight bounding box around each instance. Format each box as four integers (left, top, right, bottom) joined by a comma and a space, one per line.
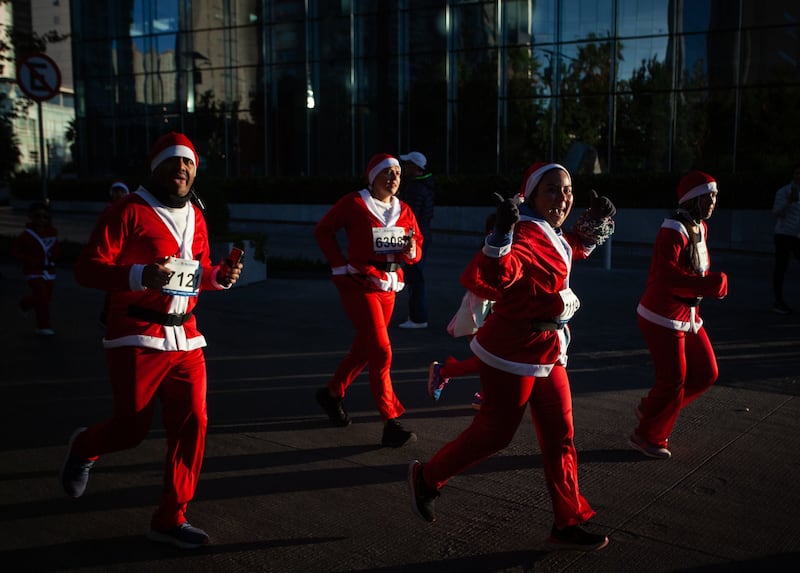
11, 224, 60, 280
314, 189, 423, 292
75, 188, 227, 351
470, 216, 593, 377
459, 249, 503, 302
637, 218, 727, 332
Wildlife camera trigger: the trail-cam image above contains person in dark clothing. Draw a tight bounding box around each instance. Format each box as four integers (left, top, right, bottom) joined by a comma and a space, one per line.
398, 151, 435, 329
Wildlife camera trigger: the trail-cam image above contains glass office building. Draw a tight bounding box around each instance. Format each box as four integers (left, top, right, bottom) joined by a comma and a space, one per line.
69, 0, 800, 179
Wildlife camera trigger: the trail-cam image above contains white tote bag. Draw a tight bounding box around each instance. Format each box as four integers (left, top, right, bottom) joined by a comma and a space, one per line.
447, 291, 494, 338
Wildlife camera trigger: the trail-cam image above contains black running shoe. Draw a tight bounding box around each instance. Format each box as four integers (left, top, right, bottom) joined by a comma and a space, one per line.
315, 388, 351, 427
381, 418, 417, 448
546, 524, 609, 551
60, 427, 95, 498
147, 522, 210, 549
408, 460, 439, 522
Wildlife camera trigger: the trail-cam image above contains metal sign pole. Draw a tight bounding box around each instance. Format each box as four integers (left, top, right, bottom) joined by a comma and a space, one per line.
37, 101, 47, 201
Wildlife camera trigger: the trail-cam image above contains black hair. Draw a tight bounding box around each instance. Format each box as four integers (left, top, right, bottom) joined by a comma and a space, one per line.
670, 206, 704, 274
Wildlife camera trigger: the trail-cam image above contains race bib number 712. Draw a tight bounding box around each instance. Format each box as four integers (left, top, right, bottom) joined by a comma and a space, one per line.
162, 257, 201, 296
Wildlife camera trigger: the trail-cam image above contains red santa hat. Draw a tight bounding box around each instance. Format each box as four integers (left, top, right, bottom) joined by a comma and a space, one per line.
519, 162, 570, 200
677, 170, 717, 204
149, 132, 198, 173
366, 153, 400, 186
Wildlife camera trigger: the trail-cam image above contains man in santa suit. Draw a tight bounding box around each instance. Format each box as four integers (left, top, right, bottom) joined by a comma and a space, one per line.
60, 132, 242, 549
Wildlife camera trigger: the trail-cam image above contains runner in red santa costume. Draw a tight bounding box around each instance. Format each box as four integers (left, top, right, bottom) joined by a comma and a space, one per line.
631, 170, 728, 459
314, 153, 423, 448
11, 201, 60, 335
60, 132, 242, 549
409, 162, 615, 551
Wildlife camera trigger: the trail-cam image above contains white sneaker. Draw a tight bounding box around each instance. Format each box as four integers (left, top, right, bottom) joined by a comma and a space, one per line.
398, 320, 428, 329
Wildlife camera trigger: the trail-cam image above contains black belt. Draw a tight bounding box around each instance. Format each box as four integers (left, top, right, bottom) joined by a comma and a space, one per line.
369, 260, 401, 272
531, 321, 564, 332
675, 296, 702, 307
128, 305, 193, 326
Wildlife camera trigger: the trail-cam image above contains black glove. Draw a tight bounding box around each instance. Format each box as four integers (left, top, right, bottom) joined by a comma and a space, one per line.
588, 189, 616, 218
492, 192, 520, 235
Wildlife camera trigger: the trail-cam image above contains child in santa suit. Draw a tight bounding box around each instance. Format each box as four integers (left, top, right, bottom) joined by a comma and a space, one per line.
631, 170, 728, 459
314, 153, 424, 448
59, 132, 242, 549
11, 201, 60, 335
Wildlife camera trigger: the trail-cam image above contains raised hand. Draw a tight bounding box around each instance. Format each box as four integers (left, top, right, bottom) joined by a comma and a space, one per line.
492, 192, 521, 235
588, 189, 616, 219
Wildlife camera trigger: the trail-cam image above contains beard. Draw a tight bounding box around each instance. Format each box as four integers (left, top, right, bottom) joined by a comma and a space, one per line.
150, 181, 191, 208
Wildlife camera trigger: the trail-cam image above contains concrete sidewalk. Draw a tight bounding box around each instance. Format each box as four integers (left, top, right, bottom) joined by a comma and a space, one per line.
1, 207, 799, 572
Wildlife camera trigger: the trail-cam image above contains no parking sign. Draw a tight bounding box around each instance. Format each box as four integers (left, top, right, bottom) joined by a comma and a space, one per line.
16, 52, 62, 102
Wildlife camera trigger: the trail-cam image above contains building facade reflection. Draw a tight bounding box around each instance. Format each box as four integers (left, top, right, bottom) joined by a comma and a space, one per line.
68, 0, 800, 180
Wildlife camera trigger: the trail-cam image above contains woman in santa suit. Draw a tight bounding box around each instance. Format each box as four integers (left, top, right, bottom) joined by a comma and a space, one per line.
631, 170, 728, 460
408, 162, 615, 551
314, 153, 423, 448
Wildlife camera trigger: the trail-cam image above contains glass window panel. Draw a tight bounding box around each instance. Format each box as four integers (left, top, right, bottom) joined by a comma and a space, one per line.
272, 21, 305, 64
532, 0, 557, 45
671, 88, 733, 173
742, 0, 800, 28
452, 1, 498, 51
614, 87, 672, 172
557, 94, 609, 166
560, 0, 613, 42
737, 86, 800, 171
409, 0, 446, 9
676, 0, 711, 34
507, 45, 550, 100
505, 96, 553, 168
455, 48, 497, 173
617, 0, 670, 37
740, 25, 800, 86
503, 0, 533, 45
559, 40, 613, 96
315, 57, 354, 175
617, 35, 669, 84
131, 0, 179, 36
677, 32, 709, 88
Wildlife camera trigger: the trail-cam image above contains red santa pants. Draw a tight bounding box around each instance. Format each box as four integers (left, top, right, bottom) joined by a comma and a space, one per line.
423, 362, 595, 528
21, 277, 54, 329
327, 276, 405, 420
440, 354, 481, 379
71, 346, 208, 530
636, 316, 718, 447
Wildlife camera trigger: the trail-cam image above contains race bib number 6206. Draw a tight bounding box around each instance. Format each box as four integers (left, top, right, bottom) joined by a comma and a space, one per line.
372, 226, 407, 254
162, 257, 201, 296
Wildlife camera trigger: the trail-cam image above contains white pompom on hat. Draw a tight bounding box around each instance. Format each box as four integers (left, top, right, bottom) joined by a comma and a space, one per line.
149, 132, 199, 173
366, 153, 400, 186
518, 162, 570, 201
677, 170, 718, 204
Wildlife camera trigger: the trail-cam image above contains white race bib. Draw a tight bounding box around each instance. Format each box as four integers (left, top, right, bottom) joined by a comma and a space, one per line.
372, 226, 407, 254
162, 257, 201, 296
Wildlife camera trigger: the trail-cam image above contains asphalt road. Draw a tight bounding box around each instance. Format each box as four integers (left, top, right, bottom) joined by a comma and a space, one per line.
1, 207, 799, 572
